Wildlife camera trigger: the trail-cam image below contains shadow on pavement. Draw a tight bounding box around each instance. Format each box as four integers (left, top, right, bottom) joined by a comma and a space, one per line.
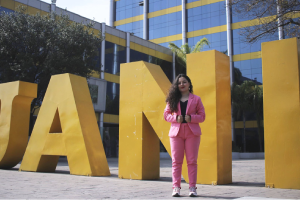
230, 182, 265, 187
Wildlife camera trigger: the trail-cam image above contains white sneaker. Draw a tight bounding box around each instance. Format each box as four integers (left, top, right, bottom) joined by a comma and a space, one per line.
172, 187, 180, 197
189, 187, 197, 197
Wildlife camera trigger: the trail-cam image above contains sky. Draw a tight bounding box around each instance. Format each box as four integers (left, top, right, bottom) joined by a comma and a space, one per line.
42, 0, 111, 24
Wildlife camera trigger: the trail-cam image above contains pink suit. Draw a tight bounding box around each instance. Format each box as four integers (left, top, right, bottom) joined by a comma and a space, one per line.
164, 93, 205, 188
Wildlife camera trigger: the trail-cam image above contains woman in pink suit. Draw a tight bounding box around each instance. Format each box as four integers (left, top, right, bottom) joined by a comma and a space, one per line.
164, 74, 205, 197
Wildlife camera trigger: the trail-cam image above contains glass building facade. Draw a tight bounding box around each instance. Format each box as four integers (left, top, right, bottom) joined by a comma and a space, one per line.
113, 0, 287, 85
112, 0, 293, 152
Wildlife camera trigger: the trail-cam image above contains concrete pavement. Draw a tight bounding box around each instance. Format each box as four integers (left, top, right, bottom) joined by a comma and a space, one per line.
0, 158, 300, 199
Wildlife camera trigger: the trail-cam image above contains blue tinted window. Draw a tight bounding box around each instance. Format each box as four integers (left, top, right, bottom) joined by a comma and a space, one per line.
284, 21, 299, 39
231, 4, 271, 23
232, 25, 278, 55
0, 7, 14, 13
116, 0, 143, 20
233, 59, 262, 83
106, 82, 120, 115
105, 41, 126, 75
159, 40, 182, 48
130, 49, 173, 81
116, 20, 143, 38
187, 2, 226, 32
187, 0, 199, 3
149, 11, 182, 40
149, 0, 181, 12
188, 32, 227, 53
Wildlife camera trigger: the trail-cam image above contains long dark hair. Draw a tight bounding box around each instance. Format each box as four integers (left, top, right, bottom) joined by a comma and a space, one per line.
166, 74, 193, 113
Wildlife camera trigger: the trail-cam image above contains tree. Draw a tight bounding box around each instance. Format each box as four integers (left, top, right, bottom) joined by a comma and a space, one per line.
233, 67, 243, 84
231, 80, 256, 152
168, 38, 210, 68
250, 85, 264, 152
230, 0, 300, 43
0, 7, 103, 120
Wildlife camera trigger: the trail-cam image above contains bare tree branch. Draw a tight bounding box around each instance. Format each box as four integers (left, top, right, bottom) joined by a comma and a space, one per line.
230, 0, 300, 43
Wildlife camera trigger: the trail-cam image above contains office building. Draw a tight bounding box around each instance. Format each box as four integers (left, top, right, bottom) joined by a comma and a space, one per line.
111, 0, 292, 84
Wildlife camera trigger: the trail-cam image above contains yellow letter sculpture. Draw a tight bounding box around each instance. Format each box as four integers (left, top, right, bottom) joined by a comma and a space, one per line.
0, 81, 37, 169
20, 73, 110, 176
119, 50, 232, 184
187, 51, 232, 185
262, 37, 300, 189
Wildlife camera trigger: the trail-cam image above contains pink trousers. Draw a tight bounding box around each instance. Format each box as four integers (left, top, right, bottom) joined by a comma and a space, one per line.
170, 123, 201, 188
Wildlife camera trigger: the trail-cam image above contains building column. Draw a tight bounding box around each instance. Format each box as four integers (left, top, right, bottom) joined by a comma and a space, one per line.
126, 32, 130, 63
101, 23, 106, 80
143, 0, 148, 40
182, 0, 186, 45
51, 0, 56, 15
226, 0, 234, 141
100, 23, 106, 129
277, 0, 284, 40
109, 0, 114, 27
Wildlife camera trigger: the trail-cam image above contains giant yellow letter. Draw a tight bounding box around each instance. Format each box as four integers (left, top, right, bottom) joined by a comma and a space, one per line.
0, 81, 37, 169
20, 73, 110, 176
119, 50, 232, 184
262, 37, 300, 189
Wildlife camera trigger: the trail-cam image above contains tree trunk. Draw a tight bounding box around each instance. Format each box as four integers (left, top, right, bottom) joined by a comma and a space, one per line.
243, 112, 246, 152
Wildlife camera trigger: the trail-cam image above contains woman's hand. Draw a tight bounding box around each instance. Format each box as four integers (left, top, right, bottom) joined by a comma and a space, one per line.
185, 115, 191, 123
177, 115, 183, 123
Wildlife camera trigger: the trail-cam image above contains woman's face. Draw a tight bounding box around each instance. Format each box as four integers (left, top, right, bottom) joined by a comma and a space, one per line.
178, 77, 190, 93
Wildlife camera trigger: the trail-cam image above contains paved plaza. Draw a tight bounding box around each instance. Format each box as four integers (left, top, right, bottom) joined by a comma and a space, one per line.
0, 158, 299, 199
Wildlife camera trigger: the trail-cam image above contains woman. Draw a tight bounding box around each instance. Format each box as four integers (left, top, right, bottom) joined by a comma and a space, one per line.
164, 74, 205, 197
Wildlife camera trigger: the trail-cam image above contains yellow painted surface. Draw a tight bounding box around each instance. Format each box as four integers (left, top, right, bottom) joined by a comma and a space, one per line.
232, 51, 262, 62
95, 112, 100, 121
0, 0, 15, 10
103, 114, 119, 124
119, 51, 232, 184
0, 81, 37, 169
104, 73, 120, 84
114, 15, 143, 26
105, 34, 126, 47
187, 25, 227, 38
232, 13, 300, 30
27, 6, 41, 15
232, 16, 276, 30
130, 42, 173, 62
148, 5, 181, 18
90, 70, 100, 79
14, 2, 27, 12
234, 120, 264, 129
150, 33, 182, 45
187, 51, 232, 184
262, 38, 300, 189
119, 61, 170, 180
186, 0, 224, 9
20, 73, 110, 176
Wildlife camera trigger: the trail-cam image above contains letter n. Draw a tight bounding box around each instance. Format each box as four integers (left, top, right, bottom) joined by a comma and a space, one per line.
0, 81, 37, 169
119, 50, 232, 185
20, 73, 110, 176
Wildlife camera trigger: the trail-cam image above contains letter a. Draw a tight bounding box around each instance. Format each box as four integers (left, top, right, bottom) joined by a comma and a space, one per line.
0, 81, 37, 169
20, 73, 110, 176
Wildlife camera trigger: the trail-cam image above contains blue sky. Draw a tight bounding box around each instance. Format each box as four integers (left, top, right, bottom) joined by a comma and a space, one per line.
42, 0, 110, 24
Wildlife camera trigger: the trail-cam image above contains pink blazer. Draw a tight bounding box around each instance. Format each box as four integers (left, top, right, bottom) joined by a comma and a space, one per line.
164, 93, 205, 137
